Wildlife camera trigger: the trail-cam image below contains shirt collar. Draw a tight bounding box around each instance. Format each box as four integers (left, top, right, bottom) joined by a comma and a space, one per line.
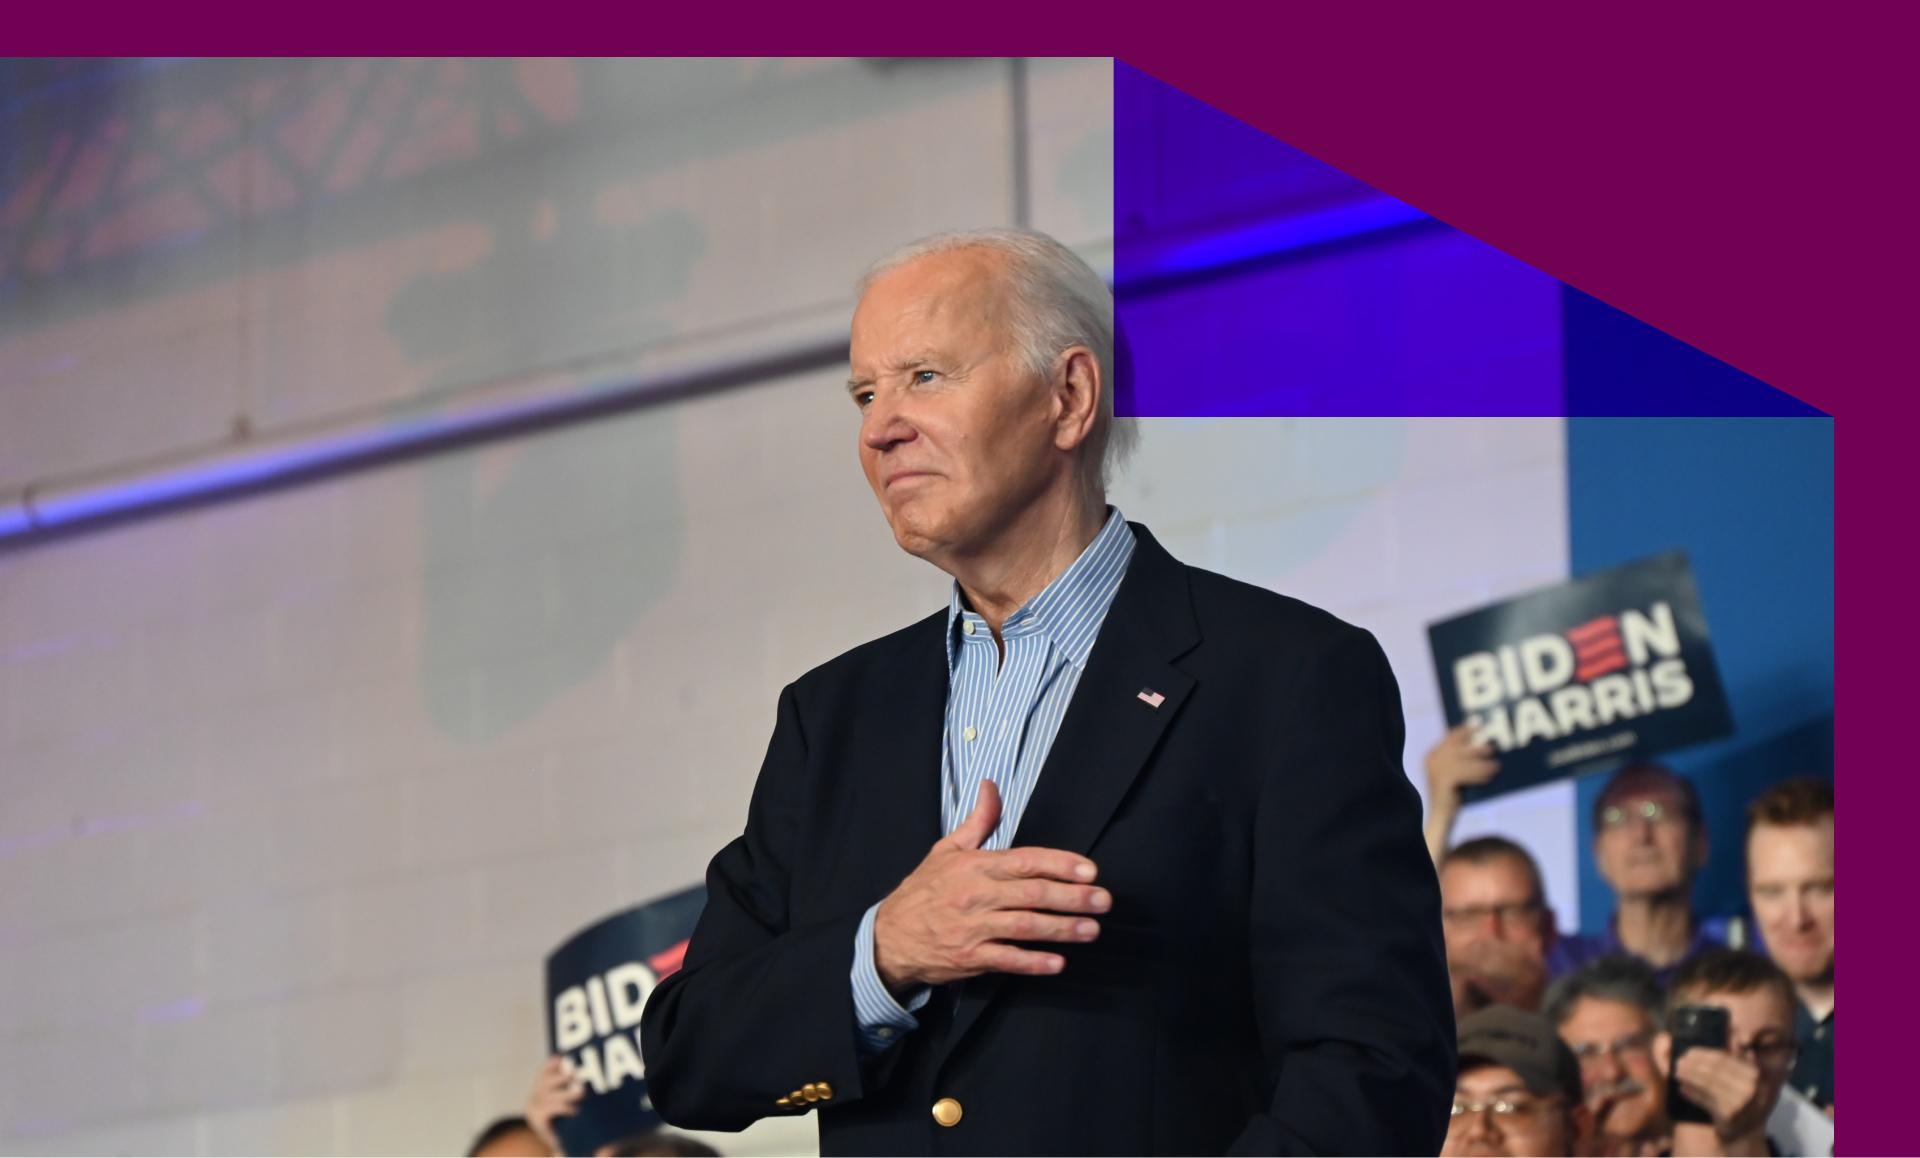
1597, 915, 1718, 959
945, 508, 1136, 674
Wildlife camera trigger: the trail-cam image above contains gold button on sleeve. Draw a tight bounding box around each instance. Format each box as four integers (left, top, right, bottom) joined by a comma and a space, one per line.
931, 1097, 963, 1127
817, 1081, 834, 1100
775, 1096, 791, 1107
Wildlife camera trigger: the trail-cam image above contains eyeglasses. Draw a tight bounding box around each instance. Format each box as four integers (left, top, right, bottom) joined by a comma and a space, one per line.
1600, 800, 1686, 829
1441, 900, 1543, 928
1451, 1096, 1558, 1120
1730, 1037, 1800, 1070
1570, 1031, 1655, 1067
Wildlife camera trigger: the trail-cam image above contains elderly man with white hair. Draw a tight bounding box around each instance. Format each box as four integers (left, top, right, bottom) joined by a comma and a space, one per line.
640, 229, 1455, 1155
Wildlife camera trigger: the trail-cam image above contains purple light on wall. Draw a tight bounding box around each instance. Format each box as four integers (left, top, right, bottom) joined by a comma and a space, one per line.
1115, 61, 1565, 417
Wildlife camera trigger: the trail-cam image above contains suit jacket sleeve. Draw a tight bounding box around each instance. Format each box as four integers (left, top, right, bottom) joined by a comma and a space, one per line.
1228, 627, 1457, 1156
639, 681, 873, 1131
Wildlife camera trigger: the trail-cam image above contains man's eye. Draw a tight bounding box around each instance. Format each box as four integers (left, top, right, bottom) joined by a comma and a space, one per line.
854, 390, 874, 408
913, 370, 938, 383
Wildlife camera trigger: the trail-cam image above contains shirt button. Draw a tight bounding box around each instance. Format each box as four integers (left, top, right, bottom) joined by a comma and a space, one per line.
876, 1027, 894, 1039
963, 726, 977, 742
962, 621, 976, 635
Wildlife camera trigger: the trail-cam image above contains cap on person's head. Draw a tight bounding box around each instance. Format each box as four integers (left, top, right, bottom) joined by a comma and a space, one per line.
1457, 1004, 1583, 1102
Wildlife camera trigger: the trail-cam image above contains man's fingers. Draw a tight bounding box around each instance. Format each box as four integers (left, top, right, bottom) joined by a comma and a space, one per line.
1679, 1048, 1747, 1091
534, 1089, 582, 1114
980, 909, 1101, 944
1460, 757, 1500, 783
984, 846, 1099, 884
991, 877, 1110, 916
971, 941, 1066, 977
947, 780, 1002, 852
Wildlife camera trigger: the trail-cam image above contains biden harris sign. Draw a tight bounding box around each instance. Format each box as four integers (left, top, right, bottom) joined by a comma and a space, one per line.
545, 885, 706, 1156
1427, 552, 1733, 801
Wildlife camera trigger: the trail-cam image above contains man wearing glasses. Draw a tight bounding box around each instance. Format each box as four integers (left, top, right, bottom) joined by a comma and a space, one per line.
1658, 949, 1815, 1157
1566, 764, 1729, 984
1422, 752, 1729, 987
1544, 955, 1672, 1157
1438, 836, 1559, 1017
1442, 1005, 1591, 1158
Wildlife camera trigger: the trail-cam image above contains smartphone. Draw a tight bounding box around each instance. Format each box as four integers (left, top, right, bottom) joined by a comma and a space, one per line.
1668, 1003, 1731, 1124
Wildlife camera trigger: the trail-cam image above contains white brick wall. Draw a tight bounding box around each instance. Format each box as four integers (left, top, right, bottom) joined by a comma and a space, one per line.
0, 56, 1576, 1158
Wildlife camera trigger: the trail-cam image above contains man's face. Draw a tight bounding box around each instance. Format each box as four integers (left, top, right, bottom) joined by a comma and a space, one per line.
1442, 1064, 1575, 1158
1681, 985, 1798, 1118
1748, 819, 1834, 986
1440, 854, 1552, 957
1594, 786, 1703, 899
848, 250, 1067, 564
1558, 996, 1665, 1140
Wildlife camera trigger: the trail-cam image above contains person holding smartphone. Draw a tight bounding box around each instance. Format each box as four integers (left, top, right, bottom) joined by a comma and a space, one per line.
1657, 950, 1803, 1157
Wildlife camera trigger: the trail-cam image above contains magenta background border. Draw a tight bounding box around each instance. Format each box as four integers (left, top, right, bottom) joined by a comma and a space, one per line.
2, 21, 1896, 1150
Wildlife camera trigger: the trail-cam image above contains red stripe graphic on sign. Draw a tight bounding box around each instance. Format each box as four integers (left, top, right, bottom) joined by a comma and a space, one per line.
1567, 616, 1628, 681
648, 938, 690, 980
1577, 657, 1629, 681
1566, 616, 1620, 643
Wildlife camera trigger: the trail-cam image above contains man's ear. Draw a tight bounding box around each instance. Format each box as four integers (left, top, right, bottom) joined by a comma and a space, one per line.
1653, 1032, 1673, 1076
1050, 346, 1101, 454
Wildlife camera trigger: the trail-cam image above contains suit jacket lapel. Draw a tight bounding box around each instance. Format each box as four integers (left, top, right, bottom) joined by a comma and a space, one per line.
858, 611, 948, 903
945, 524, 1202, 1053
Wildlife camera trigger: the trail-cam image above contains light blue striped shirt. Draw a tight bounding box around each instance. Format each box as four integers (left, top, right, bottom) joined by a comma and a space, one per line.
850, 508, 1137, 1051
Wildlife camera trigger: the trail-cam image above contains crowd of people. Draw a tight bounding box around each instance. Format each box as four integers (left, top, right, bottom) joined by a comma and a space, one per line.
464, 735, 1830, 1158
1427, 732, 1834, 1157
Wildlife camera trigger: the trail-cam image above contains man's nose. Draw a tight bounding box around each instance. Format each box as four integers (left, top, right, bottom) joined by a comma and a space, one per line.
1460, 1106, 1500, 1143
860, 393, 915, 452
1591, 1051, 1624, 1084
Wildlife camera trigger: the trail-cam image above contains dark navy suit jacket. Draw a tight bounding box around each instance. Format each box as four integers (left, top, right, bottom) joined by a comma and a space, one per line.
640, 524, 1455, 1155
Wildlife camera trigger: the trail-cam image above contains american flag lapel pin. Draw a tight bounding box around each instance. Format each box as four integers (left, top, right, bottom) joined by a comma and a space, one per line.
1136, 688, 1166, 709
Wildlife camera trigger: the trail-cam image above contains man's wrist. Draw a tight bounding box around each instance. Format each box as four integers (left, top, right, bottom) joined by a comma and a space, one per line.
852, 903, 928, 1051
1671, 1121, 1727, 1157
874, 951, 917, 997
871, 901, 919, 995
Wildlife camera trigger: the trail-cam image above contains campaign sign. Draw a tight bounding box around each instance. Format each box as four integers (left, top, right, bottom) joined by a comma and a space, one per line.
545, 884, 706, 1156
1428, 552, 1733, 802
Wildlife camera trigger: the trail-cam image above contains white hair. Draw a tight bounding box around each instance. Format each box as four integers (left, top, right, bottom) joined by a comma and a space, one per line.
859, 228, 1138, 493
